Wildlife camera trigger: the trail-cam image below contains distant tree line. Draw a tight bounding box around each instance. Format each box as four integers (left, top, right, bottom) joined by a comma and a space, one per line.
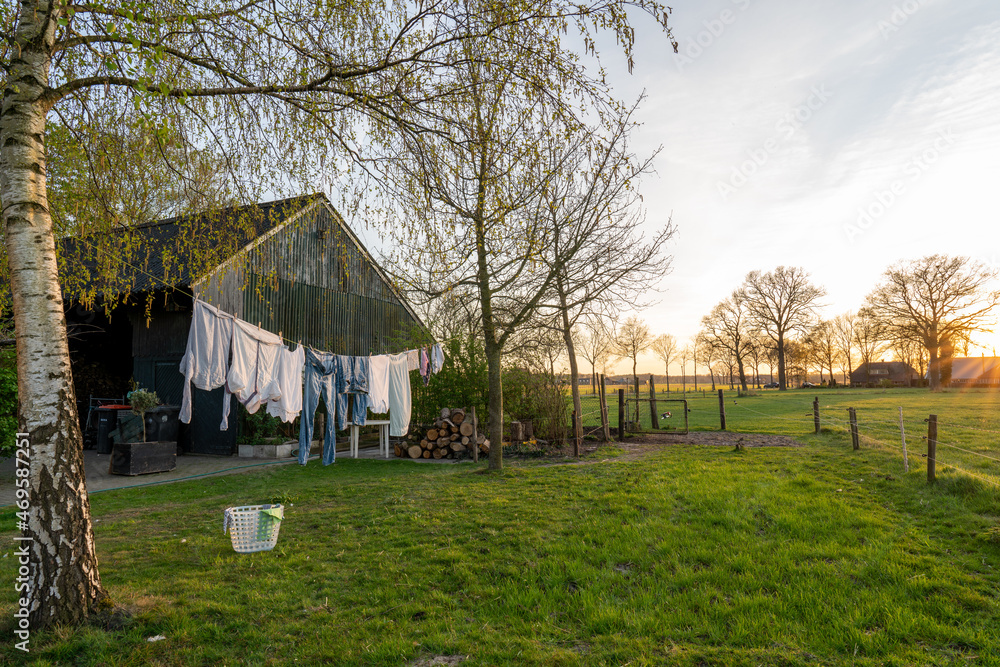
643, 256, 999, 392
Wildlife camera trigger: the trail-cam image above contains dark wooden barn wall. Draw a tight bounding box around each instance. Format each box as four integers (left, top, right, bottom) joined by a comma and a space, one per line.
198, 201, 420, 355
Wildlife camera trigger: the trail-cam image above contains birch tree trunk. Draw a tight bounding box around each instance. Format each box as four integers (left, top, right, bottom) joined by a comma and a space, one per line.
1, 0, 107, 627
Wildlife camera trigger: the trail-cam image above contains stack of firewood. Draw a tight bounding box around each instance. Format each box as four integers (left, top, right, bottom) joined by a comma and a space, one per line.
394, 407, 490, 460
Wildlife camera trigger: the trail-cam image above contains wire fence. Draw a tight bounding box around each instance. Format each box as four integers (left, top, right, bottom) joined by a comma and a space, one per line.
565, 380, 1000, 492
725, 395, 1000, 490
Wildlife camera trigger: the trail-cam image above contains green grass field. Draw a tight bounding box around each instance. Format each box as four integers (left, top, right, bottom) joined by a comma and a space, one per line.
578, 388, 1000, 487
2, 389, 999, 665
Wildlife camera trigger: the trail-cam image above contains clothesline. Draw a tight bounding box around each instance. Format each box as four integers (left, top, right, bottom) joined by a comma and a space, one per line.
72, 232, 442, 359
72, 234, 444, 467
179, 297, 444, 468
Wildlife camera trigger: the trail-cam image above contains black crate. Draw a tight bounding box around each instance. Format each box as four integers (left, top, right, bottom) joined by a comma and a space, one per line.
143, 405, 181, 443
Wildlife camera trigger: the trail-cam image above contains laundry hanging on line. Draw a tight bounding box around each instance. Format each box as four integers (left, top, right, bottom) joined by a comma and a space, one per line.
178, 299, 446, 443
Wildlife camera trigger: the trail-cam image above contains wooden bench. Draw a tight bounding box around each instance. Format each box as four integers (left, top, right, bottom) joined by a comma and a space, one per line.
349, 420, 391, 459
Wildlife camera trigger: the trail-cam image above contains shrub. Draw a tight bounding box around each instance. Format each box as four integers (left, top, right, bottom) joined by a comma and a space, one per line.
502, 367, 569, 444
410, 335, 488, 426
238, 409, 285, 447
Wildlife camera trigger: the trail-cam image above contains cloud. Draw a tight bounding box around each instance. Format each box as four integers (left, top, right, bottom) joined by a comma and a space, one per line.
590, 0, 1000, 366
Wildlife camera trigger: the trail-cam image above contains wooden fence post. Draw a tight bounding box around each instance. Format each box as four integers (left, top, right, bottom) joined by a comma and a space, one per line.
572, 410, 580, 457
649, 374, 659, 430
618, 388, 625, 442
471, 406, 479, 463
849, 408, 859, 450
813, 397, 820, 434
899, 407, 908, 473
600, 374, 611, 442
718, 389, 726, 431
926, 414, 937, 483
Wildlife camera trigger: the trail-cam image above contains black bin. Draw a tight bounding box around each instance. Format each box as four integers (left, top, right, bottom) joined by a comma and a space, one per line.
95, 408, 132, 455
143, 405, 181, 443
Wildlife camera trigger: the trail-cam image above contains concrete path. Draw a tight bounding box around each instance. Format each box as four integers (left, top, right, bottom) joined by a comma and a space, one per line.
0, 439, 455, 507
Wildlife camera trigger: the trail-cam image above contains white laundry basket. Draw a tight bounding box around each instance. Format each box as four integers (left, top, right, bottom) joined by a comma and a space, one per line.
223, 504, 284, 553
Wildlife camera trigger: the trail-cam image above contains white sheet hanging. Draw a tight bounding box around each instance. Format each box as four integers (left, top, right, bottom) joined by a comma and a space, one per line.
267, 345, 305, 423
226, 319, 284, 424
179, 300, 235, 425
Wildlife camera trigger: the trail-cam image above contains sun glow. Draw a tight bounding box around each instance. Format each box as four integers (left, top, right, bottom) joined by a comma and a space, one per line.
969, 325, 1000, 357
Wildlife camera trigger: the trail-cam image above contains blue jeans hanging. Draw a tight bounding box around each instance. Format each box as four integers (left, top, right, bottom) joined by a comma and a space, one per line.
299, 349, 338, 465
335, 355, 371, 431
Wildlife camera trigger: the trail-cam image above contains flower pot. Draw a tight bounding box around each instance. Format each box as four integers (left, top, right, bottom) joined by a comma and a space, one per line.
109, 441, 177, 475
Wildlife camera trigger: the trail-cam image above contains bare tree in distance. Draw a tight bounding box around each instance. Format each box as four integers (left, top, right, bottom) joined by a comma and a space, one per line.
690, 336, 700, 391
577, 317, 614, 395
536, 103, 676, 449
744, 331, 768, 388
866, 255, 999, 391
741, 267, 826, 390
782, 338, 807, 386
853, 307, 888, 386
832, 312, 857, 385
806, 320, 843, 387
891, 336, 924, 385
699, 292, 752, 393
650, 334, 678, 392
678, 345, 691, 395
764, 342, 779, 384
613, 315, 652, 406
695, 334, 717, 391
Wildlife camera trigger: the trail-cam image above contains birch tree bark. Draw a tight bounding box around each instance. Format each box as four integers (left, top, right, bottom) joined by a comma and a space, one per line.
1, 1, 107, 626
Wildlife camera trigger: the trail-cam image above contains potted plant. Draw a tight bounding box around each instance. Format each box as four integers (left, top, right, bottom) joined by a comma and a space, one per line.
109, 387, 177, 475
128, 388, 160, 443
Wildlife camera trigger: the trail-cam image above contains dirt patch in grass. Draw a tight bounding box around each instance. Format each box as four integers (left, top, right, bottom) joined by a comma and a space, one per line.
540, 431, 804, 465
646, 431, 803, 448
408, 656, 465, 666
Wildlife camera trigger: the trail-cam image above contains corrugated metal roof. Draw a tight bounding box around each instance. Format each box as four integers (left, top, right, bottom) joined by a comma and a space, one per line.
943, 357, 1000, 380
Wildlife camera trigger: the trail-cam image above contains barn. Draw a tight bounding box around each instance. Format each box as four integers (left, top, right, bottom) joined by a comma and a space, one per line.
850, 361, 918, 387
942, 357, 1000, 388
62, 194, 426, 455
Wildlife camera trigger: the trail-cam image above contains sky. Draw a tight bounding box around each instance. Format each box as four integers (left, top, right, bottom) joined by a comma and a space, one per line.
342, 0, 1000, 376
584, 0, 1000, 374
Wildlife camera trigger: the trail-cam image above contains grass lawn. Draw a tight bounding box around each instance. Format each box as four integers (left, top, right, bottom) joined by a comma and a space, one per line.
2, 416, 1000, 665
579, 388, 1000, 486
